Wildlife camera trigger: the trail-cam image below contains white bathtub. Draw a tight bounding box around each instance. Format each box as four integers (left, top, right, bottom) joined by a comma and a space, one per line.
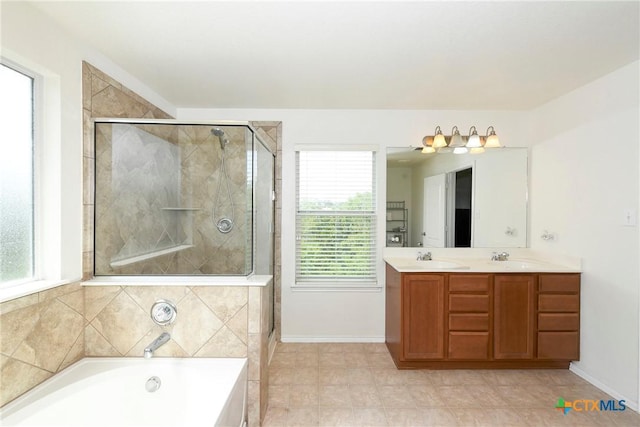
0, 358, 247, 427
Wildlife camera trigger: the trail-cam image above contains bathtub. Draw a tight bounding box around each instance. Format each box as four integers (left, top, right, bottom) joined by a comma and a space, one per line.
0, 357, 247, 427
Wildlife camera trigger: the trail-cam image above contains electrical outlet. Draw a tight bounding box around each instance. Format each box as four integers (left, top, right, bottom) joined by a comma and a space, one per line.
622, 209, 637, 227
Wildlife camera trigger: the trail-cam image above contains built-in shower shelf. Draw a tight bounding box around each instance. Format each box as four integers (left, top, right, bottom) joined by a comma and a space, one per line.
162, 207, 202, 211
110, 244, 195, 268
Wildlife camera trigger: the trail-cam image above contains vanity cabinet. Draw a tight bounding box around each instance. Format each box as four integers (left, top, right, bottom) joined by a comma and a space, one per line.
385, 266, 580, 369
493, 274, 535, 360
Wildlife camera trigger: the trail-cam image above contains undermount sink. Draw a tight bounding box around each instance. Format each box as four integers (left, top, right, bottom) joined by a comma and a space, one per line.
487, 259, 551, 270
389, 258, 470, 270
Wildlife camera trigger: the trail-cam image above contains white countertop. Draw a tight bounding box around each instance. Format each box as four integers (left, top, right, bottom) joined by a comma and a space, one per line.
383, 248, 581, 273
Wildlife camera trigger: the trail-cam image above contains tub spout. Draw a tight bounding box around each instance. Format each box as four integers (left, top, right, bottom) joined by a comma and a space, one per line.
144, 332, 170, 359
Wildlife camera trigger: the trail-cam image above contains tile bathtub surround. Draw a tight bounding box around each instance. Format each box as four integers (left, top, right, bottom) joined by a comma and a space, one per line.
0, 283, 85, 406
1, 281, 271, 419
83, 285, 249, 357
263, 343, 640, 427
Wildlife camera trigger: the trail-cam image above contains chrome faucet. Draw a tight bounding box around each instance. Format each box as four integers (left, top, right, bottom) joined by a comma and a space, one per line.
491, 251, 510, 261
416, 251, 432, 261
144, 332, 170, 359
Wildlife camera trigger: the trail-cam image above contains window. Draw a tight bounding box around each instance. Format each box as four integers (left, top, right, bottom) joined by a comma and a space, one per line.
0, 63, 34, 285
295, 150, 377, 287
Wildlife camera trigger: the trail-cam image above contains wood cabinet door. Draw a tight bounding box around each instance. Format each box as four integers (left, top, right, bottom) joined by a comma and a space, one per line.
402, 274, 445, 360
494, 275, 535, 359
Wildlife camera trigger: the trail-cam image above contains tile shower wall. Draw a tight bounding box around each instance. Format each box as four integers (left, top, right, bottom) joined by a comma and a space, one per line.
174, 125, 250, 275
94, 124, 183, 273
94, 123, 251, 275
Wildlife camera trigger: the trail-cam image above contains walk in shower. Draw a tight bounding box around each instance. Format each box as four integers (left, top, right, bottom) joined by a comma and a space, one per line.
93, 120, 274, 277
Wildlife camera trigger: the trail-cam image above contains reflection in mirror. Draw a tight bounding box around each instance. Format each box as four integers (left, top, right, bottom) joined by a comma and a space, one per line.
387, 147, 528, 248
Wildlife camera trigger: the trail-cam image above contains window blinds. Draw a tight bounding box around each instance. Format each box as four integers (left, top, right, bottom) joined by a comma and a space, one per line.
295, 151, 377, 285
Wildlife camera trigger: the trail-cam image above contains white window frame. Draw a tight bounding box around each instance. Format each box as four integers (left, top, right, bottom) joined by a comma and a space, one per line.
294, 145, 379, 289
0, 57, 67, 302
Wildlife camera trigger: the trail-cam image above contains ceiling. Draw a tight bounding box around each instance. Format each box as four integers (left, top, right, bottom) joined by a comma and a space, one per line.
29, 1, 640, 110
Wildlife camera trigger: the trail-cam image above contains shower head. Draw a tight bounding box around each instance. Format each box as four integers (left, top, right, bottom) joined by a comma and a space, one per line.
211, 127, 229, 150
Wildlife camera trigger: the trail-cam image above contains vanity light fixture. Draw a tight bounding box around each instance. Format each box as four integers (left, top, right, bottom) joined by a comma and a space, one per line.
419, 125, 502, 154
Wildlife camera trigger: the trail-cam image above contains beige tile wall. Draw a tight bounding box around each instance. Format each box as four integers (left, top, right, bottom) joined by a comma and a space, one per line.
0, 63, 281, 427
0, 283, 85, 406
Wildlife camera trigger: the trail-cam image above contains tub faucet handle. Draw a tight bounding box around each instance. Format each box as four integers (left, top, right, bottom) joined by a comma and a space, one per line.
150, 300, 177, 326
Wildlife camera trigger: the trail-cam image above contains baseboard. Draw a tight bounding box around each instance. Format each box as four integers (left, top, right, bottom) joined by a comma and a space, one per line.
280, 336, 386, 343
570, 363, 639, 413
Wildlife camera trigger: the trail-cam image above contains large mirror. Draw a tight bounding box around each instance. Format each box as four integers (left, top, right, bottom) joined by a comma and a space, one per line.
386, 147, 528, 248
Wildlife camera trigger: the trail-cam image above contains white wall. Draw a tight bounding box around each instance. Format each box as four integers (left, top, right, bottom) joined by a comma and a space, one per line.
179, 107, 529, 340
1, 2, 175, 288
530, 61, 640, 409
2, 1, 84, 284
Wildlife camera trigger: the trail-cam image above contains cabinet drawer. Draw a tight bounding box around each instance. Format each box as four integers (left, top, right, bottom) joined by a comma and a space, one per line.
538, 313, 579, 331
538, 332, 579, 360
449, 295, 489, 312
538, 294, 579, 312
448, 332, 490, 360
449, 275, 489, 293
539, 274, 580, 293
449, 313, 489, 331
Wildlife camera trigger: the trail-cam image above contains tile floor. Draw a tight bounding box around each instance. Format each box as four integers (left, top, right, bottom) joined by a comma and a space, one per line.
263, 343, 639, 426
